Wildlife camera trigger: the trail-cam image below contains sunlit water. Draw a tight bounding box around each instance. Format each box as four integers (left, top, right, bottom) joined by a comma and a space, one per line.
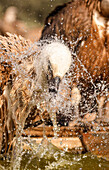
0, 150, 109, 169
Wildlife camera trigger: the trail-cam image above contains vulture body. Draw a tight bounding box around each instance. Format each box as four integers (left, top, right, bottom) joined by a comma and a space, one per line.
41, 0, 109, 116
0, 34, 72, 153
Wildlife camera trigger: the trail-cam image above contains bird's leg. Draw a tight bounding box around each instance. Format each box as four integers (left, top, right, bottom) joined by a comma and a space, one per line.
37, 102, 47, 138
49, 110, 58, 138
98, 96, 105, 119
71, 85, 81, 118
104, 94, 109, 122
98, 93, 109, 122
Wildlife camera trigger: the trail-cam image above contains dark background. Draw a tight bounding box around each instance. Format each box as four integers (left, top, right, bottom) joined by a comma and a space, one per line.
0, 0, 70, 27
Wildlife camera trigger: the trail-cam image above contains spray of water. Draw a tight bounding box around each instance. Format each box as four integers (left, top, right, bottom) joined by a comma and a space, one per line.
0, 33, 109, 169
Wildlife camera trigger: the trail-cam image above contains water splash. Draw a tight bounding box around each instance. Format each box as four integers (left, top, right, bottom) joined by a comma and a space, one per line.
0, 34, 109, 169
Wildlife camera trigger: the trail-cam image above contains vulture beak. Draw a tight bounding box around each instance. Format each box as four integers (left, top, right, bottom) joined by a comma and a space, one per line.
49, 76, 61, 94
38, 41, 72, 96
44, 41, 72, 95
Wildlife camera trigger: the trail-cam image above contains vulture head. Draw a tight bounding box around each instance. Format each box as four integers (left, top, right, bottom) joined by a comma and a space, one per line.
34, 41, 72, 95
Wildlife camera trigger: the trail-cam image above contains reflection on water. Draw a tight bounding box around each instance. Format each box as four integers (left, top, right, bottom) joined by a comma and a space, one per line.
0, 151, 109, 170
0, 136, 109, 169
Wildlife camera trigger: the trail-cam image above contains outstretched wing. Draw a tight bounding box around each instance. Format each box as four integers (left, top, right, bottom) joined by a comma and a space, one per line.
0, 33, 40, 153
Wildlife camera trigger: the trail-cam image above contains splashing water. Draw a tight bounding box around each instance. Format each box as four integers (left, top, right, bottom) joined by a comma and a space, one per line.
0, 34, 109, 169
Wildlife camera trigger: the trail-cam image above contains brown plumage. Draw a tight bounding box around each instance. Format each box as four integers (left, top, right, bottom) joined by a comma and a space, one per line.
0, 33, 40, 154
41, 0, 109, 116
0, 34, 68, 154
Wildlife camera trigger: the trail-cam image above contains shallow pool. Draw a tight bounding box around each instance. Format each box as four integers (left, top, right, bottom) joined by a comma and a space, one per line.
0, 150, 109, 169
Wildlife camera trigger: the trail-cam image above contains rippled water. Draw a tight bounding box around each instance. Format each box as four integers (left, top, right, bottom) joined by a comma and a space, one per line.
0, 151, 109, 170
0, 136, 109, 169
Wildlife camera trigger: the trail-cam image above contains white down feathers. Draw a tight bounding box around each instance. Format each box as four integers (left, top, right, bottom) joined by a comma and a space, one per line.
39, 41, 72, 79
